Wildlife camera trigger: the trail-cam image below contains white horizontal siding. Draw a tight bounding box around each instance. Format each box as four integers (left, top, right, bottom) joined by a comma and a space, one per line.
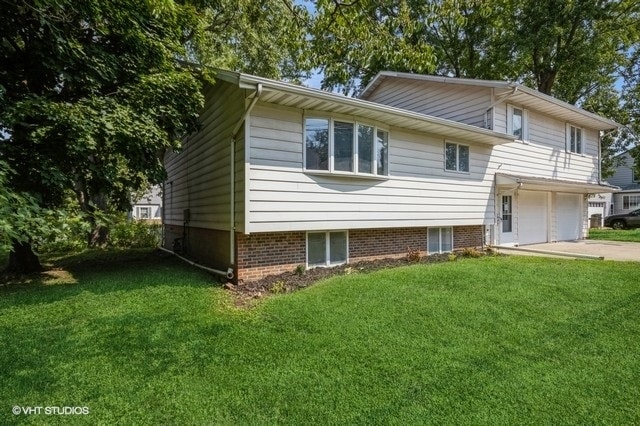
607, 153, 635, 187
365, 79, 492, 128
247, 104, 495, 232
164, 81, 245, 230
492, 102, 600, 183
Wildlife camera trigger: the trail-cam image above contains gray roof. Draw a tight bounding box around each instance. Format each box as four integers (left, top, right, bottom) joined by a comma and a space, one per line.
359, 72, 620, 131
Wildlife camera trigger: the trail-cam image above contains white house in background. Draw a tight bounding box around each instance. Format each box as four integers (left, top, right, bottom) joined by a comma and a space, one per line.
163, 70, 619, 282
605, 149, 640, 216
130, 185, 162, 221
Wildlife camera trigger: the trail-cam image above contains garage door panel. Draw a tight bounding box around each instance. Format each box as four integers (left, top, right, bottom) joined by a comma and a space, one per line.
519, 191, 548, 245
557, 193, 581, 241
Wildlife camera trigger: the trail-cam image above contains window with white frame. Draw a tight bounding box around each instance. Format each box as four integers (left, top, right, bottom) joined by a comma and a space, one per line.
507, 105, 528, 141
305, 117, 389, 176
307, 231, 348, 267
428, 227, 453, 254
445, 142, 470, 172
485, 107, 493, 130
566, 124, 583, 154
633, 168, 638, 183
137, 207, 151, 219
623, 195, 640, 210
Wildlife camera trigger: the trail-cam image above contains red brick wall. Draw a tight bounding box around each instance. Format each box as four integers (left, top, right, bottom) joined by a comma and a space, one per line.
227, 225, 484, 283
453, 225, 484, 249
349, 228, 429, 262
235, 232, 306, 282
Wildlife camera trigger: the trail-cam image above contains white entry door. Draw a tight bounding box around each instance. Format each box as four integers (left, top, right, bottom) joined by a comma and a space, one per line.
557, 193, 582, 241
499, 194, 516, 245
518, 191, 548, 245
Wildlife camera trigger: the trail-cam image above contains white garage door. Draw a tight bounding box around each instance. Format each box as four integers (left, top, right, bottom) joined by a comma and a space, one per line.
519, 191, 548, 245
557, 193, 582, 241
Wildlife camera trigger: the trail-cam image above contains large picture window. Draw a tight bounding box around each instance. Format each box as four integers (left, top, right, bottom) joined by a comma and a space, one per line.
445, 142, 469, 172
305, 118, 389, 176
428, 227, 453, 254
307, 231, 348, 267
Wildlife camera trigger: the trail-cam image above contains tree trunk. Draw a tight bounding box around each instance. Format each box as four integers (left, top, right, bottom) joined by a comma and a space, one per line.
5, 239, 42, 274
88, 225, 109, 248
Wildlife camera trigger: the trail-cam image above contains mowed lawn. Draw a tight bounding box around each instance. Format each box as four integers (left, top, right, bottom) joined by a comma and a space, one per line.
589, 227, 640, 242
1, 250, 639, 424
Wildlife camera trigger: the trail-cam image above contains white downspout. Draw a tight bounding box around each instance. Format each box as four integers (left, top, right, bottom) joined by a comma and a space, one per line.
230, 83, 262, 270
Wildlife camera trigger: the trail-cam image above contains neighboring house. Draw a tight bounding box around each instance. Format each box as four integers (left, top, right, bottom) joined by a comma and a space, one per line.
163, 70, 619, 282
605, 149, 640, 216
130, 185, 162, 221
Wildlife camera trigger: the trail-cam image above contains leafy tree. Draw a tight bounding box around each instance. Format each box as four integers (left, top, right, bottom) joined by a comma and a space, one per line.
1, 0, 310, 272
0, 0, 206, 272
308, 0, 640, 176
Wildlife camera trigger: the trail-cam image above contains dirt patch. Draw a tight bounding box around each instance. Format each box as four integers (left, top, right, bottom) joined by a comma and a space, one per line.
225, 248, 496, 306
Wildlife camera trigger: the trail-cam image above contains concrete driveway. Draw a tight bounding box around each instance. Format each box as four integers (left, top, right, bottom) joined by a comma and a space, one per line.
494, 240, 640, 262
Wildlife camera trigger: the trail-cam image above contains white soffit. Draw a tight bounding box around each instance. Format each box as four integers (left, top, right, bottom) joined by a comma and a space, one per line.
215, 70, 515, 146
496, 173, 620, 194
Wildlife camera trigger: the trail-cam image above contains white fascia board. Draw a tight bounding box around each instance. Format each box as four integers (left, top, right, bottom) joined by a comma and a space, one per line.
230, 72, 514, 146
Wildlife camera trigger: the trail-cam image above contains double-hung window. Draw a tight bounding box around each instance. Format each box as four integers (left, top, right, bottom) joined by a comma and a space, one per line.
507, 105, 528, 141
137, 207, 151, 219
445, 142, 470, 172
307, 231, 348, 267
623, 195, 640, 210
566, 124, 583, 154
305, 117, 389, 176
428, 228, 453, 254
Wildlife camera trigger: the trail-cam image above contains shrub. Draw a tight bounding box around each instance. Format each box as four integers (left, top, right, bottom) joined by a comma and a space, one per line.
109, 220, 162, 249
407, 247, 421, 262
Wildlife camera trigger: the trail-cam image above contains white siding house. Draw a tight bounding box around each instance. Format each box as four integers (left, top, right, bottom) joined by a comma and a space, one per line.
605, 150, 640, 215
163, 70, 619, 282
130, 185, 162, 221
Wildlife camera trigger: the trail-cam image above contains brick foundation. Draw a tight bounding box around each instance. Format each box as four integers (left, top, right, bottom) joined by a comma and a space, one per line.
453, 225, 484, 250
235, 232, 306, 282
349, 228, 429, 262
234, 225, 484, 282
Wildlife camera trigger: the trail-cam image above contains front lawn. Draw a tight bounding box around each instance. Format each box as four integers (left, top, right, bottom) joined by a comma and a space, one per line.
588, 227, 640, 242
1, 251, 639, 424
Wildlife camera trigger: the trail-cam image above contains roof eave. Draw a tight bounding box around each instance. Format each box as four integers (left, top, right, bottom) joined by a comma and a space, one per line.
226, 71, 514, 146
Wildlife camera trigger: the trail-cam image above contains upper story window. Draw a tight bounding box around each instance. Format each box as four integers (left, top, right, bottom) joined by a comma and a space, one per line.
566, 124, 583, 154
633, 169, 639, 183
445, 141, 470, 172
507, 104, 528, 141
305, 117, 389, 177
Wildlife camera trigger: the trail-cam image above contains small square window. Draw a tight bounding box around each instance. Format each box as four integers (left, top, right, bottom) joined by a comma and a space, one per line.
307, 231, 348, 267
445, 142, 469, 172
428, 227, 453, 254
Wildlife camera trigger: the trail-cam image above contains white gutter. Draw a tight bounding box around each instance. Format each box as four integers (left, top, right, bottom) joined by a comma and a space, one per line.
214, 70, 515, 146
229, 83, 262, 269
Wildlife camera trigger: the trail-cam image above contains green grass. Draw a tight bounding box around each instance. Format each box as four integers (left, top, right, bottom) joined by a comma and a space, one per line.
588, 227, 640, 242
1, 251, 639, 424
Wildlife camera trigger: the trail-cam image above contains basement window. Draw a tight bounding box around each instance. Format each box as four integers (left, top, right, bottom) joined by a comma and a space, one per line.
428, 227, 453, 254
307, 231, 348, 267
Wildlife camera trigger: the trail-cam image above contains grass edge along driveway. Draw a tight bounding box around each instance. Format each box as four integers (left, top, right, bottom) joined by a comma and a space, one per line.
1, 251, 639, 424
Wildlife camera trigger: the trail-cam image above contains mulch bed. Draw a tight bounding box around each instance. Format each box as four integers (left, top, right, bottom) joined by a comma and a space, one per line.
224, 249, 496, 305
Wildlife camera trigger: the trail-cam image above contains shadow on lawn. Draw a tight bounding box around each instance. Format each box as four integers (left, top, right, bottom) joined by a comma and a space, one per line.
0, 249, 221, 305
